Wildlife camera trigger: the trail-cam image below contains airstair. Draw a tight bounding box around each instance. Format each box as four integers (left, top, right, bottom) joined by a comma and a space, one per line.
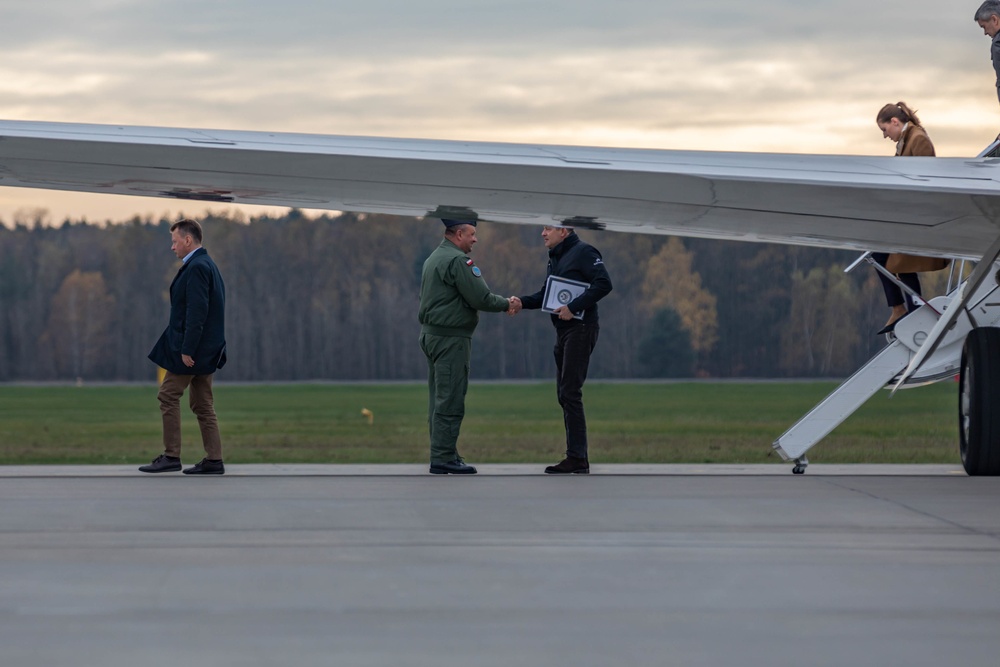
773, 340, 912, 473
772, 253, 1000, 473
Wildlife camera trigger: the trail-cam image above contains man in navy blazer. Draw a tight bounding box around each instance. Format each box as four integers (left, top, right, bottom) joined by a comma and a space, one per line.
140, 218, 228, 475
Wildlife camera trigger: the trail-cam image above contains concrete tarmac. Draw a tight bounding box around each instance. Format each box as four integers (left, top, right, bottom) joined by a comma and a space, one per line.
1, 465, 998, 666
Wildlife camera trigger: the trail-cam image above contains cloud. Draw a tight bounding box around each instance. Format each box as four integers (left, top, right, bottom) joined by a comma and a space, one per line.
0, 0, 996, 222
1, 1, 982, 59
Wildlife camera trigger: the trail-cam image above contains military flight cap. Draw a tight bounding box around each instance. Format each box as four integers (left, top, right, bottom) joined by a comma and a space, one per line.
441, 218, 477, 228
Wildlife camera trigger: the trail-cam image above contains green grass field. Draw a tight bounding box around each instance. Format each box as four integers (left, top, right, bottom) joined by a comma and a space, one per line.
0, 381, 960, 465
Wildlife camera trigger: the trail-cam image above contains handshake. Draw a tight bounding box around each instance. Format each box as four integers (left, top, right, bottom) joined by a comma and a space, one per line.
505, 296, 574, 320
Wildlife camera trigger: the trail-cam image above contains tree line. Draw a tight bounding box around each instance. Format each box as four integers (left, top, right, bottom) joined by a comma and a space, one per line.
0, 209, 954, 382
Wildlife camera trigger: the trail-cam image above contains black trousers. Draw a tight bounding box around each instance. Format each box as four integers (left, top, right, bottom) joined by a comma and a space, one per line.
872, 252, 921, 310
554, 323, 600, 460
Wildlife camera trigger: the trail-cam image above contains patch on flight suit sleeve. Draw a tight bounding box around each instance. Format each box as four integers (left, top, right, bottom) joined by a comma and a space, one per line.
466, 258, 482, 277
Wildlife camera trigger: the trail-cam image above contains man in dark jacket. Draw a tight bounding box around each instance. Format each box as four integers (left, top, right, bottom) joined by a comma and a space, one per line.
419, 219, 514, 474
518, 225, 612, 474
141, 218, 228, 475
976, 1, 1000, 106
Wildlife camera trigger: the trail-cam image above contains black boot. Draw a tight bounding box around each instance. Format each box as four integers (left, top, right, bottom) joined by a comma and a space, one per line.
544, 456, 590, 474
429, 459, 478, 474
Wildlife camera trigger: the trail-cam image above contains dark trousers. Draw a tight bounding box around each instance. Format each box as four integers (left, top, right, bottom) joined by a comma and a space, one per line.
872, 252, 921, 310
554, 323, 599, 460
420, 333, 472, 464
158, 371, 222, 460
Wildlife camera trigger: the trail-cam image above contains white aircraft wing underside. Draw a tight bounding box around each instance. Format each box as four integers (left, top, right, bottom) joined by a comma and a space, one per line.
2, 120, 1000, 257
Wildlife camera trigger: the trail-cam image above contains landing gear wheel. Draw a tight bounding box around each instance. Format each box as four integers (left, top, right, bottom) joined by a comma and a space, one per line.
791, 457, 808, 475
959, 328, 1000, 476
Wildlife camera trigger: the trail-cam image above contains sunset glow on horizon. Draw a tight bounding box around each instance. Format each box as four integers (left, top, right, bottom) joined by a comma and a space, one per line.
2, 1, 997, 224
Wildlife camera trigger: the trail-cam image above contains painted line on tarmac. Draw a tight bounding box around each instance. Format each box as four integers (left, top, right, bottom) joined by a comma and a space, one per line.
0, 464, 968, 477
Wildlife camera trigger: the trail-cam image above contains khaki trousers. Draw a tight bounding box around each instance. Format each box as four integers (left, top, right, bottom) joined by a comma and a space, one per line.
158, 371, 223, 460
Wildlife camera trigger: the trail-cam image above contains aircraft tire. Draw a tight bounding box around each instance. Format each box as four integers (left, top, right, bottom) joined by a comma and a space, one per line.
959, 327, 1000, 476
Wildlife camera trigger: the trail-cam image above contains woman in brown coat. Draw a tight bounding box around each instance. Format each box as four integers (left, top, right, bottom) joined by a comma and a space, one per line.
871, 102, 936, 334
877, 102, 935, 157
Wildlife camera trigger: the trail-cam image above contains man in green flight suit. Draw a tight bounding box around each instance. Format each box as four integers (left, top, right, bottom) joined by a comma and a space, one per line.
418, 218, 520, 474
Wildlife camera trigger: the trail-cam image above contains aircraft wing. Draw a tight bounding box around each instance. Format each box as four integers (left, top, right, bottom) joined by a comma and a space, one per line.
1, 119, 1000, 257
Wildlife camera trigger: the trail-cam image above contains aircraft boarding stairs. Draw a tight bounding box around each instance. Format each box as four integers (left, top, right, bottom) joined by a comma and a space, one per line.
772, 254, 1000, 473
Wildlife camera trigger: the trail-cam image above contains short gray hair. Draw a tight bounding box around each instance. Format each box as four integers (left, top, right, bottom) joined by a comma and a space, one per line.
976, 0, 1000, 22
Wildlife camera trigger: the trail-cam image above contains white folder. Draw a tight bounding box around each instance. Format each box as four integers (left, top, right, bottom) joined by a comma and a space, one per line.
541, 275, 589, 320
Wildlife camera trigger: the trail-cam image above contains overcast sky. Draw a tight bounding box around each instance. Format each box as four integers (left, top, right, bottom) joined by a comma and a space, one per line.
1, 1, 998, 223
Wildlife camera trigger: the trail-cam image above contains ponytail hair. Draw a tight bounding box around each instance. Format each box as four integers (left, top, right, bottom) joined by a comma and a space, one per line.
876, 101, 922, 127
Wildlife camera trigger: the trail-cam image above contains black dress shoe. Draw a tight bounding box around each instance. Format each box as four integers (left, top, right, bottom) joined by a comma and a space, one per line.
138, 454, 182, 473
182, 458, 225, 475
876, 321, 898, 335
429, 459, 478, 474
544, 456, 590, 474
877, 310, 914, 336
